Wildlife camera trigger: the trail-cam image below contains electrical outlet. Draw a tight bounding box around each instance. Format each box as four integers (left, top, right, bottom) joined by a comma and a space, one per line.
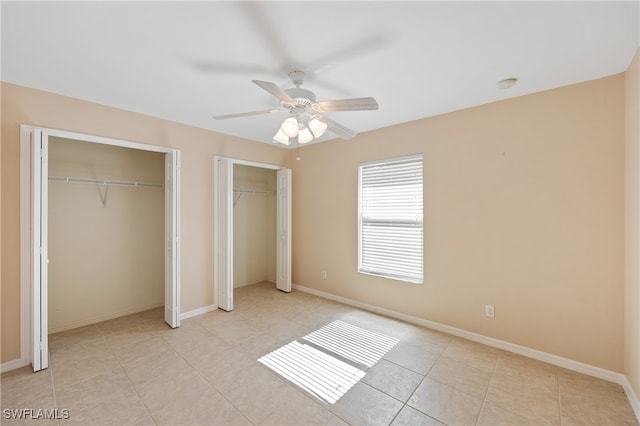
485, 305, 495, 318
321, 271, 327, 280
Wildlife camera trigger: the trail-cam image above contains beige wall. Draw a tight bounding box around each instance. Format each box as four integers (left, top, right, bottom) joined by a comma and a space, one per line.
233, 164, 277, 287
48, 137, 165, 332
0, 71, 632, 375
625, 49, 640, 398
0, 82, 290, 363
291, 75, 625, 372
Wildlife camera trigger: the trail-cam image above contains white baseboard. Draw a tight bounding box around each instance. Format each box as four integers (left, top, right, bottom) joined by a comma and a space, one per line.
0, 358, 29, 373
180, 304, 218, 320
293, 282, 639, 421
622, 376, 640, 421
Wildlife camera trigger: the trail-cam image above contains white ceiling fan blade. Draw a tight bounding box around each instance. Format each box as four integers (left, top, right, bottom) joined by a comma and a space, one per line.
304, 34, 390, 77
321, 116, 358, 140
213, 109, 281, 120
312, 97, 379, 112
252, 80, 294, 103
193, 61, 279, 77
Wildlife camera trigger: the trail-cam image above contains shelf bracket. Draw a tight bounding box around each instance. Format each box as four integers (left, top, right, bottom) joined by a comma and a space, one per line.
100, 181, 109, 208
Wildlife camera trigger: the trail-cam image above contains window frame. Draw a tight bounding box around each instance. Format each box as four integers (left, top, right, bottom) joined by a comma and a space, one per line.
357, 153, 424, 284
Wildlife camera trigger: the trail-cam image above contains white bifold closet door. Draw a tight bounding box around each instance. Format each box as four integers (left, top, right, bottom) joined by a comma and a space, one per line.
215, 157, 291, 312
216, 158, 234, 311
30, 129, 49, 372
27, 127, 181, 372
276, 168, 292, 293
164, 150, 180, 328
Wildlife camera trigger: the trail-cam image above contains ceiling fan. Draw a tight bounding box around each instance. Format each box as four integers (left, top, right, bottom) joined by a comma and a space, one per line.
212, 70, 378, 145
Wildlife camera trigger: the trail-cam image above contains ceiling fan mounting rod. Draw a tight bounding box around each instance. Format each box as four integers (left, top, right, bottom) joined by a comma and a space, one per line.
289, 70, 305, 87
288, 106, 306, 116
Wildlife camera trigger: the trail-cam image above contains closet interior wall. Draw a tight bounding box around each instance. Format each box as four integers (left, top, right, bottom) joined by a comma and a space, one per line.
48, 137, 165, 333
233, 164, 277, 288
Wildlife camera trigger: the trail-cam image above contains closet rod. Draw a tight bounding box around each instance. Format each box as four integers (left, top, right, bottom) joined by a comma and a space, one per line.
233, 188, 272, 195
49, 176, 163, 188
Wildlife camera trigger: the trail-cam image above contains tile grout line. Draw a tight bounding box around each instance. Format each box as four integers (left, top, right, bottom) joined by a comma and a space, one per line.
49, 322, 158, 424
106, 326, 158, 426
48, 340, 110, 391
47, 358, 60, 426
473, 354, 499, 426
557, 370, 564, 426
389, 339, 448, 425
161, 323, 255, 425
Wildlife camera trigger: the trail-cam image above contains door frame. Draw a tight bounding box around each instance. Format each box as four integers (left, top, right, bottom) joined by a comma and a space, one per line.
213, 156, 291, 312
20, 125, 181, 371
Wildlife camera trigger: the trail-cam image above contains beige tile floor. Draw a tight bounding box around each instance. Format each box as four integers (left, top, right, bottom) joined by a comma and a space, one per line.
2, 281, 638, 426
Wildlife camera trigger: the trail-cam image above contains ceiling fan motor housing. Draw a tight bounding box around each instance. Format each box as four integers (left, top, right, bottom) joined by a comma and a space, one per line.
283, 87, 316, 109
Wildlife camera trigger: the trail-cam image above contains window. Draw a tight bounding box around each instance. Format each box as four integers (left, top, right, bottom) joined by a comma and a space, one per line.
358, 154, 423, 284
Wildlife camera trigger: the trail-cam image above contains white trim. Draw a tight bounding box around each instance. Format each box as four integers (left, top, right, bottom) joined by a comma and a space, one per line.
217, 156, 283, 171
622, 376, 640, 421
292, 283, 631, 386
0, 358, 29, 373
28, 127, 172, 153
180, 304, 219, 320
360, 152, 424, 168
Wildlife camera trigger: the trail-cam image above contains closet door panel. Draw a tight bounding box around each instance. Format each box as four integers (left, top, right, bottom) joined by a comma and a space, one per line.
216, 158, 234, 311
276, 168, 291, 293
164, 150, 180, 328
30, 129, 49, 371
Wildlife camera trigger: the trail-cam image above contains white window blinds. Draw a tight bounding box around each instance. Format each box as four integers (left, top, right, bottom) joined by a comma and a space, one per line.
358, 154, 423, 284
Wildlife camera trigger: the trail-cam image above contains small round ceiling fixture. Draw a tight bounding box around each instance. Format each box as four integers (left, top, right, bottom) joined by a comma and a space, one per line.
497, 77, 518, 90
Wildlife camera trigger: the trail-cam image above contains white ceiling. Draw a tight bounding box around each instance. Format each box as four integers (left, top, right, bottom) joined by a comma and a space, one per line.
2, 1, 639, 147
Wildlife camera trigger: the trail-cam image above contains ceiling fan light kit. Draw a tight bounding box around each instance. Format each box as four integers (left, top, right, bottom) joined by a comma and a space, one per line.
298, 126, 314, 144
273, 114, 329, 145
273, 129, 291, 146
309, 117, 328, 138
213, 70, 378, 146
280, 117, 300, 137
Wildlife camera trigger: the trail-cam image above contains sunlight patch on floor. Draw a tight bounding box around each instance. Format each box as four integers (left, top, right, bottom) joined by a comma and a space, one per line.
258, 320, 399, 404
304, 320, 399, 368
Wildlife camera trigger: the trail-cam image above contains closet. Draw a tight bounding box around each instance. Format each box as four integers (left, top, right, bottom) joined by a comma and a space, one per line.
48, 137, 165, 333
233, 164, 277, 288
214, 156, 290, 312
